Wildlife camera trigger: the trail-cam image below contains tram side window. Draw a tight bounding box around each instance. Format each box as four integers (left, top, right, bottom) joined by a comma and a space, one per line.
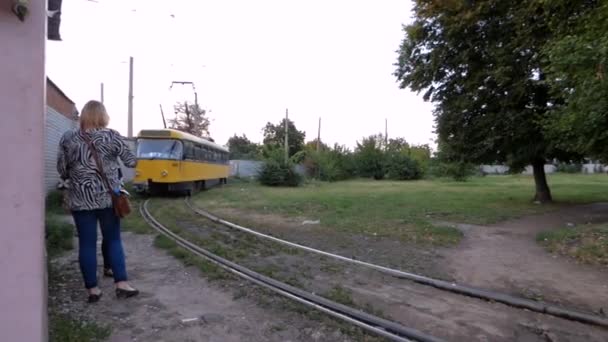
195, 144, 203, 161
183, 141, 195, 160
205, 147, 212, 161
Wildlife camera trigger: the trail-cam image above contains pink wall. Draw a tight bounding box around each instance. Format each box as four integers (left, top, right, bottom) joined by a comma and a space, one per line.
0, 1, 48, 341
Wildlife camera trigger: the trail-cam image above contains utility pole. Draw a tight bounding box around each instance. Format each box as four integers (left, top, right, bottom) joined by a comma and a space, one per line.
317, 117, 321, 152
284, 108, 289, 163
317, 117, 322, 180
100, 82, 104, 104
127, 56, 134, 138
159, 104, 167, 129
385, 118, 388, 146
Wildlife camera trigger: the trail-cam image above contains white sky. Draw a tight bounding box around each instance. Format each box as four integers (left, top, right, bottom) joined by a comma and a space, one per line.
46, 0, 435, 149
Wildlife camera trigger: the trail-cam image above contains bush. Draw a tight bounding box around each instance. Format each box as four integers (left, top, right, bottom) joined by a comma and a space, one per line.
427, 159, 476, 181
304, 146, 357, 182
556, 163, 581, 173
46, 190, 66, 215
46, 216, 73, 257
258, 159, 303, 187
386, 153, 423, 180
354, 135, 386, 180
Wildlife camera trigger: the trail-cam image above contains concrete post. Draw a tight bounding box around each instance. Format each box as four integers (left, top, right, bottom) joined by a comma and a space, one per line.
0, 1, 48, 341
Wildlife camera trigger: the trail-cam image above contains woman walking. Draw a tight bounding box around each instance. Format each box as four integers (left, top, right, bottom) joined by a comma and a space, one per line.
57, 100, 139, 303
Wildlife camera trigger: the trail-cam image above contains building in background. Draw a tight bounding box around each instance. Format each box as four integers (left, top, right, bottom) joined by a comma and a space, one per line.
45, 77, 78, 191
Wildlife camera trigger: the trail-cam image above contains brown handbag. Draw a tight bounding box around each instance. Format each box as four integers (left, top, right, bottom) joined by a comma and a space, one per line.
82, 132, 132, 218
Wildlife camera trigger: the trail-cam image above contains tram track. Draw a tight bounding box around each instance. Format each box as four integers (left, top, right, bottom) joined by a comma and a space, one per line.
140, 199, 444, 342
183, 197, 608, 330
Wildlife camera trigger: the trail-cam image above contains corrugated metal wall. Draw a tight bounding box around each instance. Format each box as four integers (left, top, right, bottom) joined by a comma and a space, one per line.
45, 106, 77, 191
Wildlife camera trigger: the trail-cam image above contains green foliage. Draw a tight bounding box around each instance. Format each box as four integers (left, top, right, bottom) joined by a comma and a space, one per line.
258, 147, 303, 187
537, 224, 608, 265
354, 134, 386, 180
556, 163, 582, 174
408, 144, 432, 173
543, 1, 608, 160
385, 153, 422, 180
227, 134, 261, 160
394, 0, 588, 200
49, 314, 111, 342
302, 143, 356, 182
45, 216, 73, 257
384, 138, 426, 180
46, 190, 66, 215
427, 159, 477, 181
262, 118, 306, 157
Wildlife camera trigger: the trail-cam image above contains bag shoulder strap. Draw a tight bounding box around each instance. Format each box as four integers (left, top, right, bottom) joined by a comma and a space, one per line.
81, 131, 115, 197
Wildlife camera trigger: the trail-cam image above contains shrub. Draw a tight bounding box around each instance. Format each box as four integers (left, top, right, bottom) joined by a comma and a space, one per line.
258, 147, 303, 187
304, 146, 357, 182
427, 159, 476, 181
556, 163, 581, 173
354, 135, 386, 180
386, 153, 423, 180
46, 216, 73, 257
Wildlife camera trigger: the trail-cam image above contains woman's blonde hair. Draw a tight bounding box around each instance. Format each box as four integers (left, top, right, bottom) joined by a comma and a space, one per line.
79, 100, 110, 130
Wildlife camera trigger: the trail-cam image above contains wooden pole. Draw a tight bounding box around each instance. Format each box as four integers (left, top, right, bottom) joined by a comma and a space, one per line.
284, 108, 289, 163
317, 117, 321, 152
385, 118, 388, 146
127, 56, 134, 138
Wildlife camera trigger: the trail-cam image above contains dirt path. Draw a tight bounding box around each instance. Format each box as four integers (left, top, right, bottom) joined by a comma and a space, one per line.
167, 206, 608, 342
49, 232, 359, 342
438, 203, 608, 313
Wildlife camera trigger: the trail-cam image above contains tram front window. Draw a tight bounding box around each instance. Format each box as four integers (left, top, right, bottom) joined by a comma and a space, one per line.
137, 139, 183, 160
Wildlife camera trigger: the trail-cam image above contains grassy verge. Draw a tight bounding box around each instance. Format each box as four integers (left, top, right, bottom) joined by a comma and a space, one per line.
49, 312, 110, 342
193, 174, 608, 245
537, 224, 608, 265
153, 234, 228, 280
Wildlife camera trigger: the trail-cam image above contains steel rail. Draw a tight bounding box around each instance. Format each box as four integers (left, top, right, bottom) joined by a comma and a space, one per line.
141, 200, 444, 342
185, 198, 608, 329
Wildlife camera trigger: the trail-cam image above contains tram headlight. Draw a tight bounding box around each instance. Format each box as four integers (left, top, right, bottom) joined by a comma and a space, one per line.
160, 170, 168, 177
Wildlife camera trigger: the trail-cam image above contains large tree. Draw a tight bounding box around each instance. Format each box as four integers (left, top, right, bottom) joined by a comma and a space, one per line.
169, 101, 210, 137
543, 1, 607, 160
394, 0, 583, 202
227, 134, 260, 160
262, 118, 306, 157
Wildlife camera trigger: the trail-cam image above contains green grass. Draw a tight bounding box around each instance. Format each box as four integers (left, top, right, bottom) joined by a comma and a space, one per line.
153, 234, 228, 280
194, 174, 608, 245
49, 314, 111, 342
325, 286, 355, 306
121, 196, 153, 235
45, 215, 74, 258
537, 224, 608, 265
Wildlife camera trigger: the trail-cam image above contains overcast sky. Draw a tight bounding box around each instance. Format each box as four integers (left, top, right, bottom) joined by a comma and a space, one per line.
47, 0, 435, 149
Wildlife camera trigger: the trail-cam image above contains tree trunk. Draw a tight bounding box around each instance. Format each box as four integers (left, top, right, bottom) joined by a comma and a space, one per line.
532, 158, 552, 203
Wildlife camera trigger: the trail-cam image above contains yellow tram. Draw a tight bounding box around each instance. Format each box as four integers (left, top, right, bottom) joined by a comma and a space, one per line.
132, 129, 230, 195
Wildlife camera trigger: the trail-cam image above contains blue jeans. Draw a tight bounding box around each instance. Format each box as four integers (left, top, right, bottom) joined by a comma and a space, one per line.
72, 208, 128, 289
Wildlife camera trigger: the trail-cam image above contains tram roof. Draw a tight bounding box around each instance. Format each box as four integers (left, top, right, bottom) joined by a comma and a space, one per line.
137, 128, 229, 153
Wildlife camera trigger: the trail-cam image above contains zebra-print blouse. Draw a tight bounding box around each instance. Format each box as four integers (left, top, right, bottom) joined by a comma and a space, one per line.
57, 128, 137, 211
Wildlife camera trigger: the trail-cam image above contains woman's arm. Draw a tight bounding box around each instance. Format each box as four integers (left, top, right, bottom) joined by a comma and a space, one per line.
112, 130, 137, 168
57, 132, 70, 179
